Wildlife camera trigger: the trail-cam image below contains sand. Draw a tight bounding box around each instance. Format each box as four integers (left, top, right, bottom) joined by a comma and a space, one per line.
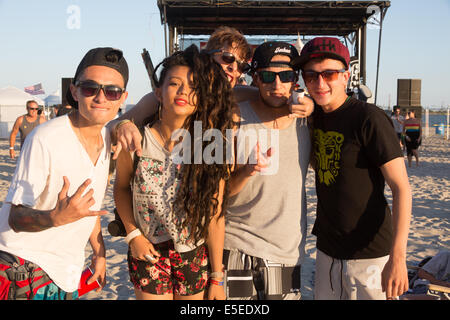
0, 135, 448, 300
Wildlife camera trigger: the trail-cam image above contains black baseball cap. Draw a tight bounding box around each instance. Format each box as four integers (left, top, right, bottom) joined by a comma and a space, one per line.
251, 41, 299, 72
66, 47, 129, 108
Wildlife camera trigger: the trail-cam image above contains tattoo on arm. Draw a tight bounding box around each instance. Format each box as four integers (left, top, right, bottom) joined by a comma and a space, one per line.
8, 204, 54, 233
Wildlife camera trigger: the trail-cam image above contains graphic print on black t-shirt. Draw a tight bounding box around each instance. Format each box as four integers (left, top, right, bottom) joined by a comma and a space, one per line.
313, 128, 344, 186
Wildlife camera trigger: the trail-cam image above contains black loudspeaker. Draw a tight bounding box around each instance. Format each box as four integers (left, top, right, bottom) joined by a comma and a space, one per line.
61, 77, 73, 107
410, 79, 421, 106
397, 79, 421, 106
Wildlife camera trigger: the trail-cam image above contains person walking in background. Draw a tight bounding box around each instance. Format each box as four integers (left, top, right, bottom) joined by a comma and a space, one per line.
8, 100, 46, 159
403, 110, 422, 167
114, 45, 233, 300
0, 47, 129, 300
294, 36, 411, 300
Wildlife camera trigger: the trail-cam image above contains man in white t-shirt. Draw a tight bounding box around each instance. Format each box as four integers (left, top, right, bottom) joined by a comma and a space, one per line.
0, 47, 128, 300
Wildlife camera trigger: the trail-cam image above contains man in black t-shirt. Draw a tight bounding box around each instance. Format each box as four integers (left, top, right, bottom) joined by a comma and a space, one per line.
293, 37, 412, 300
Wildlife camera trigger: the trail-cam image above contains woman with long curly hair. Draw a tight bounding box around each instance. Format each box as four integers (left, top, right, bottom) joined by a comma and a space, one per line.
114, 44, 235, 300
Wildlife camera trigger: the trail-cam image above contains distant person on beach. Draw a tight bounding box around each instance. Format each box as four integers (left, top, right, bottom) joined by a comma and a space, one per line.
403, 110, 422, 167
56, 103, 73, 117
114, 45, 232, 300
294, 37, 412, 300
0, 47, 128, 300
108, 26, 313, 158
391, 105, 405, 149
224, 41, 310, 300
8, 100, 46, 159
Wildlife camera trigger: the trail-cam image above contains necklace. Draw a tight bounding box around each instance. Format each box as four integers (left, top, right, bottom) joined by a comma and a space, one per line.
77, 114, 103, 154
272, 113, 290, 129
156, 121, 170, 149
273, 118, 279, 129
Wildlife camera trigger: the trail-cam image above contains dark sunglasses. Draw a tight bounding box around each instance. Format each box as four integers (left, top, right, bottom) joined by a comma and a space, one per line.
27, 107, 39, 110
208, 50, 251, 74
302, 69, 347, 83
75, 80, 125, 101
257, 70, 296, 84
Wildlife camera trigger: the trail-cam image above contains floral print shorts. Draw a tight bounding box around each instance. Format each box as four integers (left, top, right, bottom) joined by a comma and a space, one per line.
127, 240, 209, 296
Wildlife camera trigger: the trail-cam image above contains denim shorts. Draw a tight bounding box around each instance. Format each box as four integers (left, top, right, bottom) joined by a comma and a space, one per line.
127, 240, 209, 296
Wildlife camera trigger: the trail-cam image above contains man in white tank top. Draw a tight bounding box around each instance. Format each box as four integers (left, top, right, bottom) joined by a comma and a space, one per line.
9, 100, 46, 159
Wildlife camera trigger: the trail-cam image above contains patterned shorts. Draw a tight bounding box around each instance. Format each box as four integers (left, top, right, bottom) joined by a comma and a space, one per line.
127, 240, 209, 296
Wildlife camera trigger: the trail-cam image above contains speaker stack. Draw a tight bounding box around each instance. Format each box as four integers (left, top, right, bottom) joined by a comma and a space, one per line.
397, 79, 422, 118
61, 78, 73, 107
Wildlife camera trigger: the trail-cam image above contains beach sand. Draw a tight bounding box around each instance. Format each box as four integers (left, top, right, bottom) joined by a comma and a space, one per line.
0, 136, 448, 300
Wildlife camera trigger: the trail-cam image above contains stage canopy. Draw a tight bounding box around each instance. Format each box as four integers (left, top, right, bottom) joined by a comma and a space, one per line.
155, 1, 391, 102
157, 0, 391, 36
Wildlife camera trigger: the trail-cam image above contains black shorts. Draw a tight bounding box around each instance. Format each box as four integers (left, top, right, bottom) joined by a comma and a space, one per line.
405, 132, 421, 155
127, 240, 209, 296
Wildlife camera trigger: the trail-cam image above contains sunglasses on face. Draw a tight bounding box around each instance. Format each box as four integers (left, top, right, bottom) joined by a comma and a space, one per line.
209, 50, 251, 74
302, 69, 347, 83
257, 70, 296, 84
75, 80, 125, 101
27, 107, 39, 110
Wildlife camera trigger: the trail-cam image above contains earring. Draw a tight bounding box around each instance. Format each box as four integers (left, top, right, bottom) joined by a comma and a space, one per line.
158, 101, 162, 120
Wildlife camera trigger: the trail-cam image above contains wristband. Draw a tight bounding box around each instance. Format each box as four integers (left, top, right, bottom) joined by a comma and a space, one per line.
9, 147, 14, 150
115, 119, 132, 134
209, 279, 224, 286
209, 271, 224, 279
125, 228, 142, 245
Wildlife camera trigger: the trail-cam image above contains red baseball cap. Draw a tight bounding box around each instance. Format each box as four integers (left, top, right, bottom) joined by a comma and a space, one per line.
292, 37, 350, 70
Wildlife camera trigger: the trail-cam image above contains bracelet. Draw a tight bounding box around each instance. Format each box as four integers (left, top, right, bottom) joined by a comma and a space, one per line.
209, 271, 224, 279
125, 228, 142, 245
209, 279, 224, 286
9, 147, 14, 150
115, 119, 131, 132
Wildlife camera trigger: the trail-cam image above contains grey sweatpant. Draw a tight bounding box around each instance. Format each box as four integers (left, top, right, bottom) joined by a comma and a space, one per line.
314, 249, 389, 300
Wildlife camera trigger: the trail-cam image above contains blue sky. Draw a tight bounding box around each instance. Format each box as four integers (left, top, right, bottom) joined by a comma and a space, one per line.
0, 0, 449, 109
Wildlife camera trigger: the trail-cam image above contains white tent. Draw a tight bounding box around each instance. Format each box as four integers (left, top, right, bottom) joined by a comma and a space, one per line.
44, 90, 61, 107
0, 86, 45, 139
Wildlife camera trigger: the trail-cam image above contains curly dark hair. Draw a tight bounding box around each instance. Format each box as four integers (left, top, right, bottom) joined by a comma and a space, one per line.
152, 44, 236, 243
